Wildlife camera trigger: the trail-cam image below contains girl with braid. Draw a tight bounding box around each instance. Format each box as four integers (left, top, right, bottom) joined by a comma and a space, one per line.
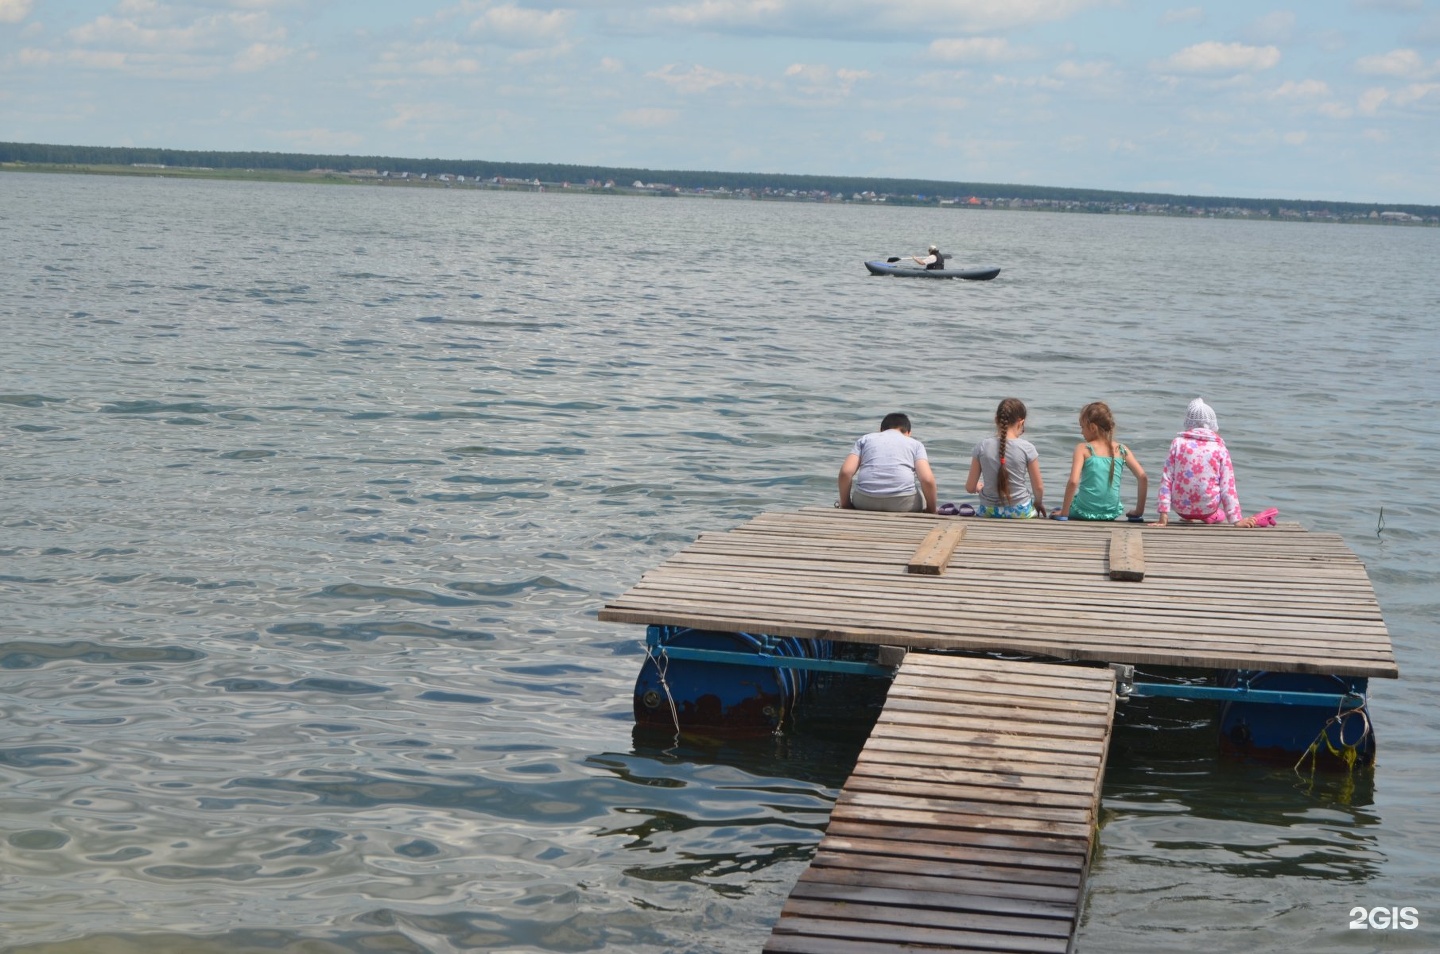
966, 397, 1046, 518
1054, 401, 1148, 521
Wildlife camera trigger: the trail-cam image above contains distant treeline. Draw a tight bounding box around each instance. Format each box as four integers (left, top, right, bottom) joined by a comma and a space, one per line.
3, 140, 1435, 218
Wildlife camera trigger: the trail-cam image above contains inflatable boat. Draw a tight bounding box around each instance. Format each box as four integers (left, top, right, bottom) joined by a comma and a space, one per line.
864, 259, 1001, 280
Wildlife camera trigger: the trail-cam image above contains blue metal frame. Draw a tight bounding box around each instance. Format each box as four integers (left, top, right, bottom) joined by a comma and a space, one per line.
640, 633, 1370, 709
1129, 681, 1367, 709
643, 628, 895, 678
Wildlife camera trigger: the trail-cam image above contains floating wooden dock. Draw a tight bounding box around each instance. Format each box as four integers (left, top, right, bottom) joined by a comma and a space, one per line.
600, 507, 1397, 678
764, 653, 1116, 954
600, 508, 1398, 952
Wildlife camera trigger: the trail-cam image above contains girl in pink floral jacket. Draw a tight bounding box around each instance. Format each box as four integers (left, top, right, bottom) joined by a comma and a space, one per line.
1154, 399, 1258, 527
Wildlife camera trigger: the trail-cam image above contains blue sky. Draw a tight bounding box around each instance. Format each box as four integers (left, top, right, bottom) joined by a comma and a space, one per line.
3, 1, 1438, 204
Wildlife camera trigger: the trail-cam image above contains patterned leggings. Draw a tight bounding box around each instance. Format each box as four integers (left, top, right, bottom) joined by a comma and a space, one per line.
975, 502, 1037, 519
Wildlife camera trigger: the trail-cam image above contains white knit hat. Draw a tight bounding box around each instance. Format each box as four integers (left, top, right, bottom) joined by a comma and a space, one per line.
1184, 398, 1218, 431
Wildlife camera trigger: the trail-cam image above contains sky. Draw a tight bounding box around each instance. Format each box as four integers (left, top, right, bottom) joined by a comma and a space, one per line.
2, 1, 1439, 205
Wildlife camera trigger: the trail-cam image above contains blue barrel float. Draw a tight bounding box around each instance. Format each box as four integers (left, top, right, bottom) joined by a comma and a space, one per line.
1217, 670, 1375, 769
634, 625, 833, 734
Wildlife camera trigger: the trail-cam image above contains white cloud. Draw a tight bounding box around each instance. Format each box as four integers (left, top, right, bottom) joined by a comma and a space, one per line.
468, 5, 571, 45
376, 42, 483, 78
1269, 79, 1330, 99
646, 63, 765, 94
275, 127, 366, 151
1054, 59, 1113, 80
633, 0, 1107, 39
1393, 82, 1440, 105
1355, 49, 1432, 78
1161, 7, 1203, 26
1162, 41, 1281, 73
508, 41, 574, 65
69, 12, 283, 52
783, 63, 873, 95
861, 130, 884, 143
232, 42, 290, 72
618, 107, 679, 127
16, 45, 221, 77
929, 37, 1025, 63
1244, 11, 1295, 44
648, 0, 785, 29
382, 102, 453, 131
1358, 86, 1389, 114
1282, 130, 1307, 145
17, 46, 55, 66
0, 0, 32, 24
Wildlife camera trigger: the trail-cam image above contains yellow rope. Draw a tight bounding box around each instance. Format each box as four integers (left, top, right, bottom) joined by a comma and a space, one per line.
1293, 702, 1371, 777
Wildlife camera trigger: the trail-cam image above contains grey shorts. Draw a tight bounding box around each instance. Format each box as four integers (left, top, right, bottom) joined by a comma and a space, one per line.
850, 487, 926, 513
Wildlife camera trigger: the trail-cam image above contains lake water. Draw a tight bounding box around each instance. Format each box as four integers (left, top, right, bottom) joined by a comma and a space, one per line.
2, 173, 1437, 953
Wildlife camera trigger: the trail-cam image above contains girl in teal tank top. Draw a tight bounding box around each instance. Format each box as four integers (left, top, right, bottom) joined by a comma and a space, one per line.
1056, 402, 1149, 521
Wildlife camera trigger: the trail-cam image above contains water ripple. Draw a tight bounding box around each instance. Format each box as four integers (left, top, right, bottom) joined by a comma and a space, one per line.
2, 174, 1435, 954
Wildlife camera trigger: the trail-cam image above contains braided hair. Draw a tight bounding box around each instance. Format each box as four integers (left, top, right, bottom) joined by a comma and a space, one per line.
993, 397, 1027, 504
1079, 401, 1118, 486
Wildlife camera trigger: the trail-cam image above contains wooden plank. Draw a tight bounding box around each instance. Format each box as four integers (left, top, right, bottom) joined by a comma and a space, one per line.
789, 876, 1082, 922
771, 928, 1065, 954
764, 654, 1113, 954
633, 550, 1385, 602
859, 730, 1111, 766
601, 606, 1399, 677
813, 833, 1085, 880
779, 897, 1072, 938
845, 762, 1104, 798
811, 842, 1085, 887
768, 918, 1070, 954
608, 578, 1392, 643
601, 597, 1399, 676
638, 564, 1384, 614
792, 865, 1079, 909
1109, 528, 1145, 581
820, 819, 1088, 862
906, 523, 966, 575
835, 789, 1096, 826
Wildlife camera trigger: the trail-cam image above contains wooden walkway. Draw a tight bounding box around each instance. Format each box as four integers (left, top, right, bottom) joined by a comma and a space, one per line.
599, 507, 1397, 678
764, 653, 1117, 954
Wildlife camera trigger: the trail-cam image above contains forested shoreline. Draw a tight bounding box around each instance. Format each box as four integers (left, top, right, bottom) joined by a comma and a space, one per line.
3, 140, 1435, 223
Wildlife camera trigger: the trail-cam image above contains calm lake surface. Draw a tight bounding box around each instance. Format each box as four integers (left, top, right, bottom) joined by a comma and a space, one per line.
2, 173, 1437, 953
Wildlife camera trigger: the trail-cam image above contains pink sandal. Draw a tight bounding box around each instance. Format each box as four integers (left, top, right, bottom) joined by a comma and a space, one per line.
1251, 507, 1279, 528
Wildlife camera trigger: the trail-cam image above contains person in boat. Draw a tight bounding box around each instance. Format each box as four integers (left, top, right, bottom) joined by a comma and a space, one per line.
912, 245, 946, 270
838, 412, 938, 514
1152, 398, 1259, 527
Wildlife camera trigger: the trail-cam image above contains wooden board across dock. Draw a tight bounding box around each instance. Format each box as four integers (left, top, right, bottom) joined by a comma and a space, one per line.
764, 653, 1117, 954
599, 507, 1397, 678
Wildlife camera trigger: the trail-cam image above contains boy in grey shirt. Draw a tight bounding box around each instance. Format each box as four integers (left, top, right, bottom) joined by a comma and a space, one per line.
838, 412, 938, 513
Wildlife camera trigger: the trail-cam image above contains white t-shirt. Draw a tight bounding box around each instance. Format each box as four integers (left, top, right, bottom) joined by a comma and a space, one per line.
851, 429, 928, 496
